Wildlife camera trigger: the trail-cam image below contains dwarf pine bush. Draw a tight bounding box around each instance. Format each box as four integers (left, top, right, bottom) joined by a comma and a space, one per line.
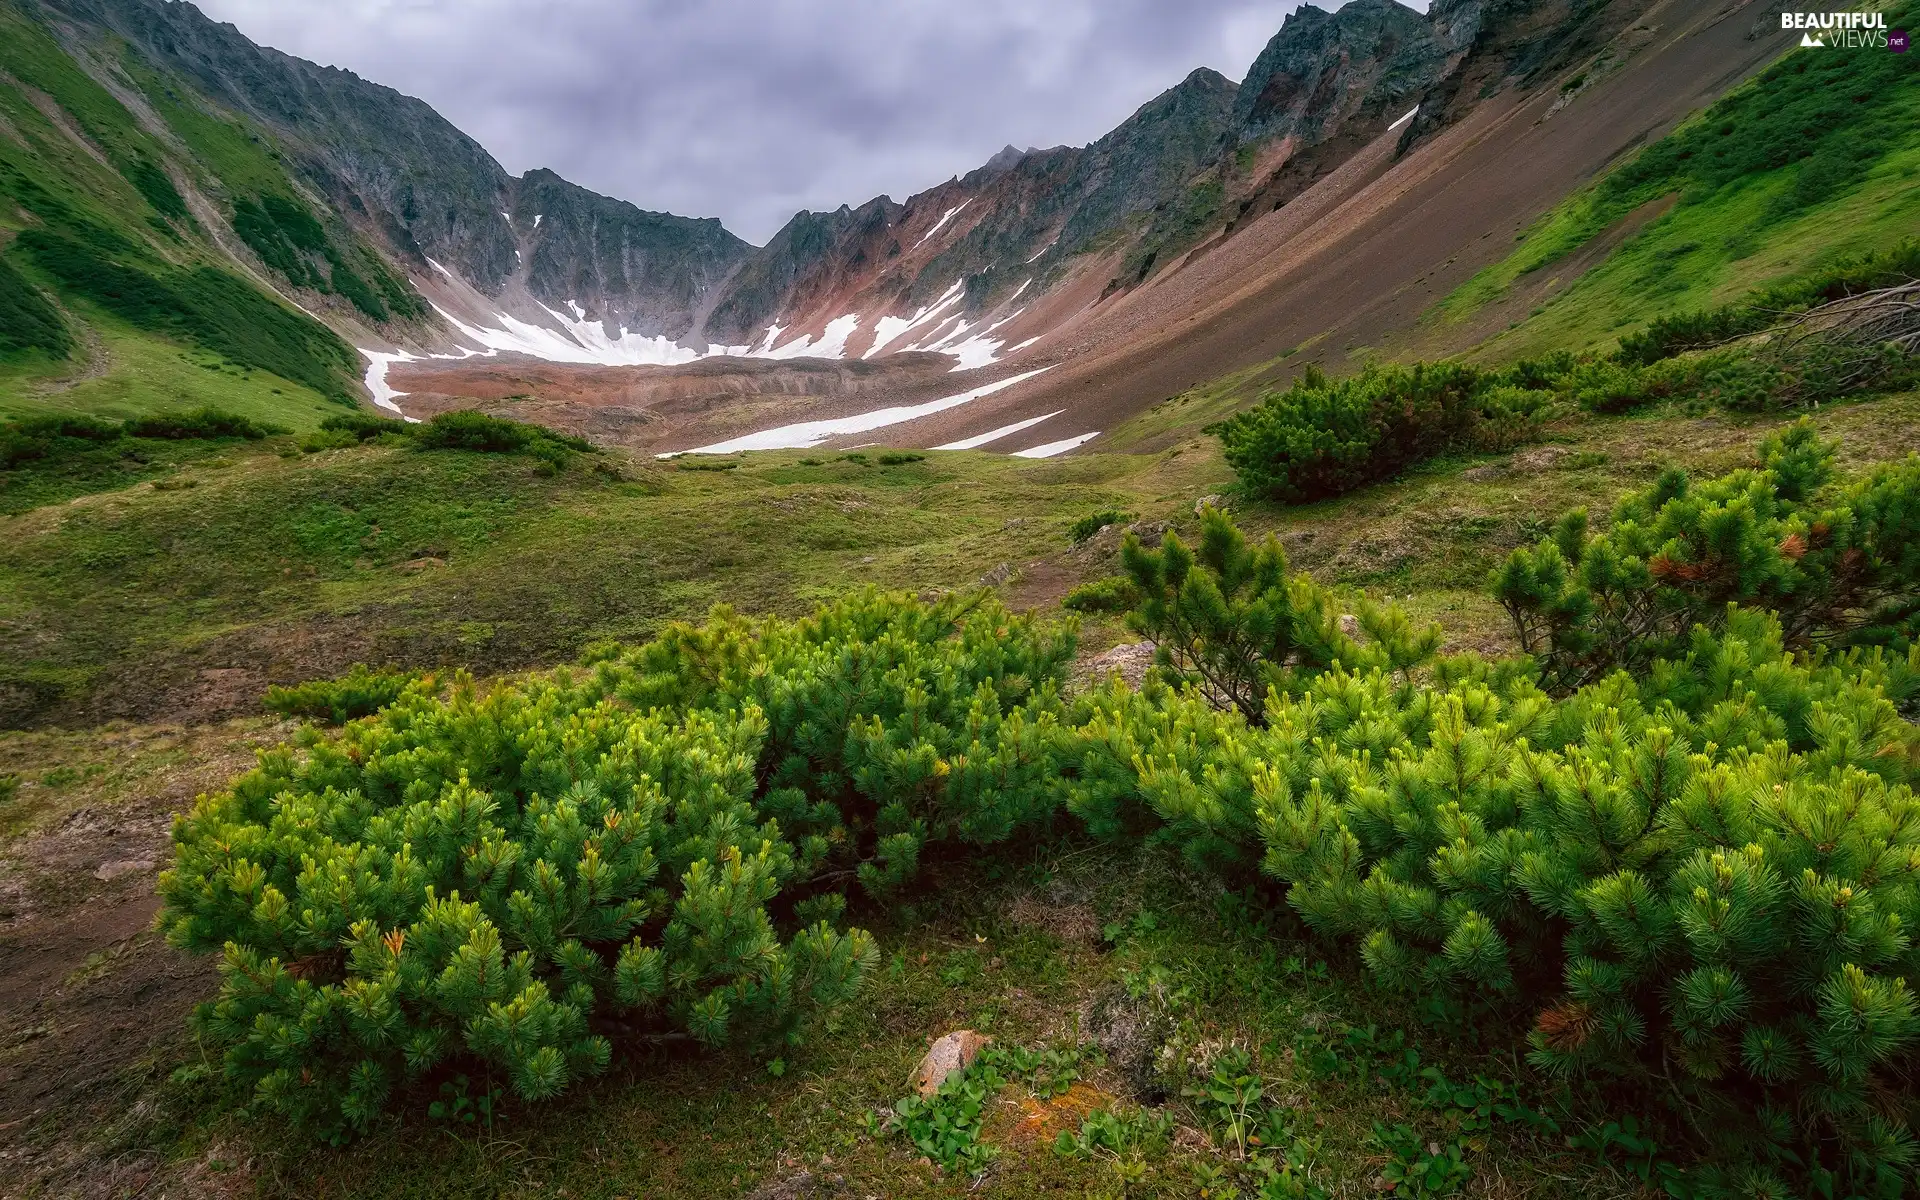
1117, 507, 1440, 720
1492, 422, 1920, 692
263, 663, 419, 724
585, 590, 1077, 897
167, 668, 883, 1136
1216, 363, 1549, 503
1069, 604, 1920, 1184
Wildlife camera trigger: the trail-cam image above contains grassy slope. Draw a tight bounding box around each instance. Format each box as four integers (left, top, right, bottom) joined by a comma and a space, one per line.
0, 442, 1217, 725
1435, 34, 1920, 360
0, 1, 367, 423
8, 387, 1919, 729
0, 318, 350, 428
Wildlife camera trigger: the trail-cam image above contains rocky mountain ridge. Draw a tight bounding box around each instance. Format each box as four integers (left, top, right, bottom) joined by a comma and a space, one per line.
13, 0, 1648, 373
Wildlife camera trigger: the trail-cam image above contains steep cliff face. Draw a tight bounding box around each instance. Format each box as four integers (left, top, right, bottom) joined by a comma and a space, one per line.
1234, 0, 1442, 146
510, 168, 753, 340
699, 66, 1242, 345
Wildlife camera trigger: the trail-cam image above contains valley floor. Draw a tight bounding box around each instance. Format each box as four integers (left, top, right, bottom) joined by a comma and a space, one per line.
2, 386, 1916, 1198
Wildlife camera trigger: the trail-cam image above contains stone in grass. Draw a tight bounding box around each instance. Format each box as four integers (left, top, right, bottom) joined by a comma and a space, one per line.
912, 1030, 992, 1097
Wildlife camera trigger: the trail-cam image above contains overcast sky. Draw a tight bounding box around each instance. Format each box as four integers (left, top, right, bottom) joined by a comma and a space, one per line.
190, 0, 1323, 244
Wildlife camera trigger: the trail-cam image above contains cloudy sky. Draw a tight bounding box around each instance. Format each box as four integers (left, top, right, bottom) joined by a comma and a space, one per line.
191, 0, 1318, 244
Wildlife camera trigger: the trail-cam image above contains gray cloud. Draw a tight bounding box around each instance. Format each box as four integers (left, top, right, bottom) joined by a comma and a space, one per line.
190, 0, 1311, 243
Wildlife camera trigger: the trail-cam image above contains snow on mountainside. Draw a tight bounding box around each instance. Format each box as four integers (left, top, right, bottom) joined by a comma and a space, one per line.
10, 0, 1776, 455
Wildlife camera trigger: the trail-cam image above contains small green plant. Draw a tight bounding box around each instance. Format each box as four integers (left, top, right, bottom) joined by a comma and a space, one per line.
426, 1073, 505, 1133
1063, 576, 1138, 615
1069, 509, 1134, 544
876, 452, 925, 465
1056, 1104, 1173, 1158
1372, 1123, 1472, 1197
887, 1058, 1004, 1173
1186, 1046, 1266, 1157
992, 1042, 1096, 1099
262, 663, 420, 724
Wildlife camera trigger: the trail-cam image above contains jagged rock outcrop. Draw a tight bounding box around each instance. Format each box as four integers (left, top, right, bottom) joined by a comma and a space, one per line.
511, 168, 752, 339
1234, 0, 1443, 146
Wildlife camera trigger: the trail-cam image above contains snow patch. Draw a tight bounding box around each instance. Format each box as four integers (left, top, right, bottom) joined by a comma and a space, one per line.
933, 409, 1062, 451
676, 367, 1053, 455
1388, 106, 1418, 131
1012, 431, 1098, 458
434, 301, 708, 367
864, 280, 965, 358
358, 350, 424, 422
914, 198, 972, 249
533, 214, 543, 228
1024, 239, 1056, 264
425, 257, 455, 280
762, 313, 861, 360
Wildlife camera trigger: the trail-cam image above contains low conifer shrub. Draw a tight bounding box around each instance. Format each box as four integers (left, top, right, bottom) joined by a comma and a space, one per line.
263, 664, 420, 724
1216, 363, 1545, 503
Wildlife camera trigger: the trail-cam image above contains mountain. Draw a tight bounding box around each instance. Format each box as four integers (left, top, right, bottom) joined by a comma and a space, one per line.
2, 0, 1785, 448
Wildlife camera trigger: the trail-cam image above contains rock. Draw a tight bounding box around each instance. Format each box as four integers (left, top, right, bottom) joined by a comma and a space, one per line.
1128, 519, 1170, 545
93, 859, 153, 882
1338, 613, 1361, 638
1510, 445, 1571, 473
1194, 494, 1227, 515
912, 1030, 992, 1097
978, 562, 1016, 587
1083, 642, 1156, 690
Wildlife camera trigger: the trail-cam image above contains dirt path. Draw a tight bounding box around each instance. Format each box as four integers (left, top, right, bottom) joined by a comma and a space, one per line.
0, 722, 278, 1198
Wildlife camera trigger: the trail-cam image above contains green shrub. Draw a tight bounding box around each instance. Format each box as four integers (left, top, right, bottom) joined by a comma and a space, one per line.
163, 674, 878, 1139
1, 413, 121, 468
314, 410, 412, 446
0, 254, 72, 360
123, 407, 279, 441
1561, 355, 1706, 415
412, 411, 591, 473
1062, 576, 1138, 614
876, 452, 925, 466
1069, 509, 1134, 544
166, 591, 1064, 1135
586, 590, 1076, 898
1491, 422, 1920, 691
1071, 498, 1920, 1187
1116, 507, 1439, 720
1216, 363, 1514, 503
263, 664, 420, 724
